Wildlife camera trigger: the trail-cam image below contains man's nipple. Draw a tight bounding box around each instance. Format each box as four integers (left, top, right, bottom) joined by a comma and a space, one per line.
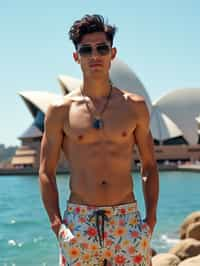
78, 135, 83, 141
122, 131, 127, 137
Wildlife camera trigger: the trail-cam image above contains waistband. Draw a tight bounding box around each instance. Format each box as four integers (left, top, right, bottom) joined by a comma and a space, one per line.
66, 201, 138, 217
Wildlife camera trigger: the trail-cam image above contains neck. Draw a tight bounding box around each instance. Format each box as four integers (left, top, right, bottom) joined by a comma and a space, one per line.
82, 77, 111, 99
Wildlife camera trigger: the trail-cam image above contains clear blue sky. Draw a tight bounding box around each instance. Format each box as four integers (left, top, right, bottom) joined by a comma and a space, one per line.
0, 0, 200, 146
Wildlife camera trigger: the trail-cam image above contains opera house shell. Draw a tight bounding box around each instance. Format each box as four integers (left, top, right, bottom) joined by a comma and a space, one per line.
11, 58, 200, 169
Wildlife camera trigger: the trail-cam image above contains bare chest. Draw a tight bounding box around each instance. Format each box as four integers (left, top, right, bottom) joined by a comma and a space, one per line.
64, 101, 136, 144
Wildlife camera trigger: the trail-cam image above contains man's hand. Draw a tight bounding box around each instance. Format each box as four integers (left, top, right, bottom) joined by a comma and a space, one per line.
51, 219, 62, 238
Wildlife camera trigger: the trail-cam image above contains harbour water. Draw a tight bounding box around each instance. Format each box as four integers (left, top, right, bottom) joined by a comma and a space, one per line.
0, 171, 200, 265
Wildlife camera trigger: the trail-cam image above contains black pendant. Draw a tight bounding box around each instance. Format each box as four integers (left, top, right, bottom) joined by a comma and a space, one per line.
93, 118, 103, 129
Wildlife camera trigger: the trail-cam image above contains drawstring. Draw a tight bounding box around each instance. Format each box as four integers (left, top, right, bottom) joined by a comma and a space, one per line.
89, 209, 109, 265
89, 209, 109, 248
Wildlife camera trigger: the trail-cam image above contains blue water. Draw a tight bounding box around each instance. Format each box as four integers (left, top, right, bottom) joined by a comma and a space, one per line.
0, 171, 200, 266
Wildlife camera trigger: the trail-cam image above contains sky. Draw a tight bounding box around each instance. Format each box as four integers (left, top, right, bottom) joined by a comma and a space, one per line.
0, 0, 200, 147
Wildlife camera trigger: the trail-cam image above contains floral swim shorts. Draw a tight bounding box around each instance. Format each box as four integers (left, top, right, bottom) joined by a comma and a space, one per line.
58, 201, 152, 266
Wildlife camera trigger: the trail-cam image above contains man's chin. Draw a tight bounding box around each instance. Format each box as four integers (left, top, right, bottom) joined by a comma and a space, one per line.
88, 69, 105, 76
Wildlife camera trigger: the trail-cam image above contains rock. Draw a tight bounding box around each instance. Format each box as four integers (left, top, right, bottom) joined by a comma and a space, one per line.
180, 212, 200, 239
152, 253, 180, 266
179, 254, 200, 265
169, 238, 200, 261
151, 248, 157, 257
186, 222, 200, 241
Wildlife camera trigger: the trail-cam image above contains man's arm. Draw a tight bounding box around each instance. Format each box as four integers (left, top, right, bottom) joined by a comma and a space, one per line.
134, 99, 159, 233
39, 104, 64, 237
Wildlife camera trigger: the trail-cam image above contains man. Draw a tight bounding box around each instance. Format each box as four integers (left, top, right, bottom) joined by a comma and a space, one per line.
39, 14, 159, 266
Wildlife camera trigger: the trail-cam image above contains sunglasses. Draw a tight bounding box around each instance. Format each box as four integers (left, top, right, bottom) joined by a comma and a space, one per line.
78, 43, 111, 57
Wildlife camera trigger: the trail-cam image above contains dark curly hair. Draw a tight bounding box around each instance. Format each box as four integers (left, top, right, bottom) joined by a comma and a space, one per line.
69, 14, 117, 49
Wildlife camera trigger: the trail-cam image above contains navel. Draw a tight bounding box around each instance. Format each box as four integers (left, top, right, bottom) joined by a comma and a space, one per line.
101, 180, 107, 185
122, 131, 127, 137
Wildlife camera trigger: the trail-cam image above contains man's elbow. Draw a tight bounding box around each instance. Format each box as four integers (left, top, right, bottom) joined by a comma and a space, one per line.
38, 169, 48, 189
39, 164, 46, 179
39, 166, 56, 185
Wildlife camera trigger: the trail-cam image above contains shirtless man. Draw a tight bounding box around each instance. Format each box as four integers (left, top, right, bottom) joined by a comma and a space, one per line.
39, 14, 159, 266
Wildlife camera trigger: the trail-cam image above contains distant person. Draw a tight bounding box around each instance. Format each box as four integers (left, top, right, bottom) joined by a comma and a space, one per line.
39, 14, 159, 266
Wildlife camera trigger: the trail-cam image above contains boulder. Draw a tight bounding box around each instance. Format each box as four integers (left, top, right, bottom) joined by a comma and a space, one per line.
152, 253, 180, 266
186, 221, 200, 241
151, 248, 157, 257
179, 254, 200, 266
180, 212, 200, 239
169, 238, 200, 261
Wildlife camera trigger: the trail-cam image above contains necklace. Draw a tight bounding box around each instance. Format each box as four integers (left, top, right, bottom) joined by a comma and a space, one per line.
81, 83, 112, 129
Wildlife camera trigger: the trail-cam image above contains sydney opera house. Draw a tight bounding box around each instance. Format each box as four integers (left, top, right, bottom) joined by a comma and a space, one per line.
11, 58, 200, 170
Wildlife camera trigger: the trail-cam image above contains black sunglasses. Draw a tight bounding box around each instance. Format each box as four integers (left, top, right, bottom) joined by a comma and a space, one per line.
78, 43, 111, 57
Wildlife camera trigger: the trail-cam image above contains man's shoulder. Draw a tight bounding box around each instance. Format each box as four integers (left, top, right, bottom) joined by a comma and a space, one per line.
48, 97, 69, 115
47, 88, 82, 120
49, 89, 81, 111
117, 88, 146, 104
117, 88, 149, 118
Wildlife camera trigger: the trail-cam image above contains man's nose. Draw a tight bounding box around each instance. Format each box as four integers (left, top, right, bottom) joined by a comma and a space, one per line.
91, 47, 99, 58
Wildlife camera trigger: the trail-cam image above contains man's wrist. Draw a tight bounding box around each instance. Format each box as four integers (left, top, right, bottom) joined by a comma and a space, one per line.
50, 219, 62, 230
146, 210, 157, 220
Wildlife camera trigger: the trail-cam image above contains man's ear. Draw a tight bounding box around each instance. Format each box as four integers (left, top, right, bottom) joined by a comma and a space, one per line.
73, 51, 80, 64
111, 47, 117, 60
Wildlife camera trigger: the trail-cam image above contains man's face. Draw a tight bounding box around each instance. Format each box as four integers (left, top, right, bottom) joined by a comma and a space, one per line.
73, 32, 116, 78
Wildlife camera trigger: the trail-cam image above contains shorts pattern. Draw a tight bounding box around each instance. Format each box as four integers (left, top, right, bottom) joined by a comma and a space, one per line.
58, 202, 151, 266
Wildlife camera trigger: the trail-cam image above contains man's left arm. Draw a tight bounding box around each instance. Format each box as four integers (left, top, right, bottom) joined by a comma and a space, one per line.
134, 99, 159, 234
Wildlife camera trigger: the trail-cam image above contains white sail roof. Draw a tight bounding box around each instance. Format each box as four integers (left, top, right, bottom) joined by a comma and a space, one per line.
19, 91, 63, 116
58, 75, 82, 94
153, 88, 200, 144
110, 58, 152, 113
150, 106, 183, 141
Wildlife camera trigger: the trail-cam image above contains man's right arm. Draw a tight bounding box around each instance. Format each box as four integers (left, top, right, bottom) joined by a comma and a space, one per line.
39, 104, 65, 237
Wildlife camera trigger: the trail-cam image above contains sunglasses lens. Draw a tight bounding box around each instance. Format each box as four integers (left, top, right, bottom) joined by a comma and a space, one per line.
78, 46, 92, 56
97, 44, 110, 55
78, 44, 110, 56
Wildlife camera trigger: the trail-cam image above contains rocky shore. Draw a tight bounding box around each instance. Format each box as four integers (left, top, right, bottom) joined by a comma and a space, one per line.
152, 211, 200, 266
